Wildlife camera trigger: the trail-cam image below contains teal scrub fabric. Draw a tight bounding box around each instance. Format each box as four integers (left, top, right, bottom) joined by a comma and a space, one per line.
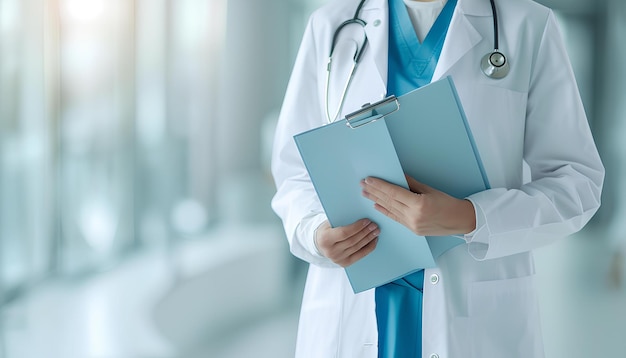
386, 0, 457, 96
375, 0, 457, 356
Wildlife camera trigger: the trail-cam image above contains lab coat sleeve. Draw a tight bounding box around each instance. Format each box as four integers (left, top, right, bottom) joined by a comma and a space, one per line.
270, 15, 339, 268
464, 11, 605, 261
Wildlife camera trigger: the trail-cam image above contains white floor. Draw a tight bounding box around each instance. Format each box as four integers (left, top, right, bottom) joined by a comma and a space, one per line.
1, 225, 625, 358
0, 224, 304, 358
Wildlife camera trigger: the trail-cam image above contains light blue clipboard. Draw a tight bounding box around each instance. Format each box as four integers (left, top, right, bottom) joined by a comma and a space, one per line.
294, 76, 490, 293
384, 76, 490, 258
295, 117, 436, 293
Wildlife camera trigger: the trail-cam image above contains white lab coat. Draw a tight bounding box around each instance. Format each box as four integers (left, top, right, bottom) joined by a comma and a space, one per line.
271, 0, 605, 357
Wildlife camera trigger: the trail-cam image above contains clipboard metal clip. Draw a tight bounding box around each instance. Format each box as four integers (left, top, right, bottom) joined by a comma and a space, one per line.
345, 95, 400, 129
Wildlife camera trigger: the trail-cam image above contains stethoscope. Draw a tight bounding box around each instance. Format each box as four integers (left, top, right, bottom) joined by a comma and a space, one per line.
325, 0, 509, 123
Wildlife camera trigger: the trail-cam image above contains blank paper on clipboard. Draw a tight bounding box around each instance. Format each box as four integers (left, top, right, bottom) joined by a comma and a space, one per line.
293, 76, 490, 293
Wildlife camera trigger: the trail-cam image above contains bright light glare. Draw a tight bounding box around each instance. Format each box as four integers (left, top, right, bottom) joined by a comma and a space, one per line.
0, 0, 19, 32
62, 0, 106, 23
79, 198, 118, 252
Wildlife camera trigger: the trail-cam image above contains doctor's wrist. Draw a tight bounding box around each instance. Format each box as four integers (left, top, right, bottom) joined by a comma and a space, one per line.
313, 223, 326, 257
455, 199, 477, 234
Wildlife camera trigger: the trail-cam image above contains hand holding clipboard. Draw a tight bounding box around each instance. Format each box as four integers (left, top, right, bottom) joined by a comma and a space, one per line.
294, 77, 489, 293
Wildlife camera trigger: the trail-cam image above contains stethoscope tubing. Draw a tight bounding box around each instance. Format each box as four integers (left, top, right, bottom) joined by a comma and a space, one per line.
489, 0, 500, 50
325, 0, 369, 123
325, 0, 508, 123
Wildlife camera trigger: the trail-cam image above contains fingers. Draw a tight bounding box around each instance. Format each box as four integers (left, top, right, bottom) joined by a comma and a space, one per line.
361, 177, 413, 216
361, 176, 428, 234
336, 220, 379, 253
361, 175, 476, 236
317, 219, 380, 267
372, 202, 400, 223
332, 220, 380, 267
344, 236, 378, 267
316, 176, 438, 267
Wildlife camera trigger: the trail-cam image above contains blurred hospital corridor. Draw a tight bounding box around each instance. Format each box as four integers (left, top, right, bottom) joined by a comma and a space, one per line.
1, 0, 626, 357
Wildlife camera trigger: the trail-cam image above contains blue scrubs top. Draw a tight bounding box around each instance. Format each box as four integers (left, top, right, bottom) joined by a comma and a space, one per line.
375, 0, 456, 356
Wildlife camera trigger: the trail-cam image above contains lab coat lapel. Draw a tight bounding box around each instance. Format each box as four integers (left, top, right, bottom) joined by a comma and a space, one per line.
336, 0, 388, 117
342, 0, 491, 110
361, 0, 388, 89
432, 0, 490, 81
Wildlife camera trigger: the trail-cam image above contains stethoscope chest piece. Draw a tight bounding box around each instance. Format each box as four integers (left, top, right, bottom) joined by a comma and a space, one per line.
481, 50, 509, 79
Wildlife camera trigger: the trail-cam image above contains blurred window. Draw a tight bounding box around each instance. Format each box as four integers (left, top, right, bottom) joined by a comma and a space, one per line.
0, 0, 226, 296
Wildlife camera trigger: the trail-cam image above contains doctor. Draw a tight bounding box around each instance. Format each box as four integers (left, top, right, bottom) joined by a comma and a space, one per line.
271, 0, 604, 357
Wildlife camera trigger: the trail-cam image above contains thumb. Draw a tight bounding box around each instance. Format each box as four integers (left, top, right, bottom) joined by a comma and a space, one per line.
405, 174, 431, 194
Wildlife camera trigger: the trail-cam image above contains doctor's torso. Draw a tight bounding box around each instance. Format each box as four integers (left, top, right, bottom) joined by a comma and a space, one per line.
273, 0, 603, 357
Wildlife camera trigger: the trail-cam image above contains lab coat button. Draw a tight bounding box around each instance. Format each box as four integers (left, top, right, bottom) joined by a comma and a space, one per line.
430, 354, 440, 358
430, 274, 439, 284
373, 19, 381, 27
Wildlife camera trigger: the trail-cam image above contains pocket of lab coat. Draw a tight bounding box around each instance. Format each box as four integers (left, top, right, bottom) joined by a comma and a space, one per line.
468, 275, 544, 358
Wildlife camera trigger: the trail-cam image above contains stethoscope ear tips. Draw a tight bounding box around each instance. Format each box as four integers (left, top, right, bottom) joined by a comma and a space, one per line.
481, 50, 510, 79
